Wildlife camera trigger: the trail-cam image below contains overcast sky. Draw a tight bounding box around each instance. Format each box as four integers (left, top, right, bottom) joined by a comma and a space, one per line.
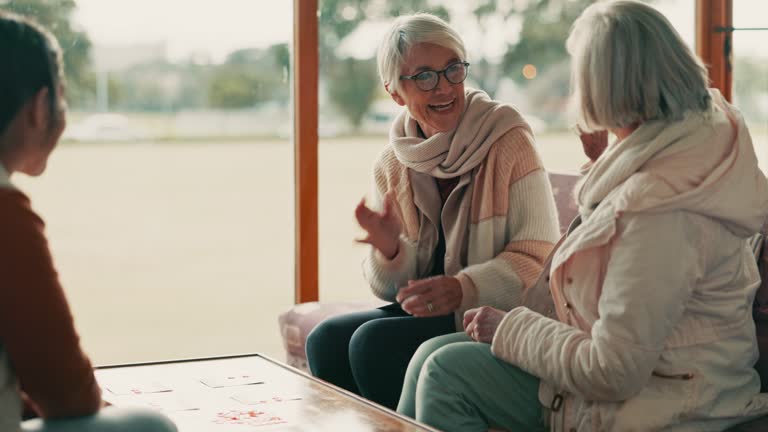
74, 0, 292, 62
73, 0, 765, 63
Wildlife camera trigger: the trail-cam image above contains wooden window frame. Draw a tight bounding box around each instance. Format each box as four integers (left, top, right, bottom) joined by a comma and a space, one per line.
293, 1, 735, 304
696, 0, 733, 101
294, 0, 319, 303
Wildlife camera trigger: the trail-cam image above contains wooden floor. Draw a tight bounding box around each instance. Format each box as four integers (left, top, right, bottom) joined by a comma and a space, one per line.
95, 354, 439, 432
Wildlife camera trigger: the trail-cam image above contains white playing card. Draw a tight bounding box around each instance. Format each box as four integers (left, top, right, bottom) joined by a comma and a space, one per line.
231, 389, 302, 405
200, 374, 264, 388
106, 381, 173, 395
143, 394, 201, 412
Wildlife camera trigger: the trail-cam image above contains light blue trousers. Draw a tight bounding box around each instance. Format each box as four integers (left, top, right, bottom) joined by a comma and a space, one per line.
21, 407, 177, 432
398, 332, 545, 432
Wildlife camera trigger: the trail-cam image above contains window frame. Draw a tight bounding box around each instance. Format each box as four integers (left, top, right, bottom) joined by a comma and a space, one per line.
696, 0, 733, 101
294, 0, 319, 303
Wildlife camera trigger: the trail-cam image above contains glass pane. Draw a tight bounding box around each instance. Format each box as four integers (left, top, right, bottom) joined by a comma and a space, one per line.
11, 0, 294, 363
733, 1, 768, 171
318, 0, 694, 302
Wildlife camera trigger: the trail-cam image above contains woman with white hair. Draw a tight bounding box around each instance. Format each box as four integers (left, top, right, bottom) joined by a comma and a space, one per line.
305, 13, 560, 410
399, 1, 768, 431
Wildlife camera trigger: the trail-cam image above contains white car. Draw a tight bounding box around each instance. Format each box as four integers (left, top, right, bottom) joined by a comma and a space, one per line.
64, 113, 151, 142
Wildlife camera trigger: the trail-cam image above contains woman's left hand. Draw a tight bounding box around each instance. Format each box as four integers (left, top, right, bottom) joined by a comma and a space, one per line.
396, 276, 462, 317
579, 129, 609, 162
463, 306, 506, 344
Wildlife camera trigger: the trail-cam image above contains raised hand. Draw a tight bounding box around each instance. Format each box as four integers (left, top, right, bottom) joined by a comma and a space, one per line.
463, 306, 506, 344
578, 128, 609, 162
396, 276, 462, 317
355, 190, 402, 259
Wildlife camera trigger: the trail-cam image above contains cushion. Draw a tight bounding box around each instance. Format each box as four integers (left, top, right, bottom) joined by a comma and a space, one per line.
754, 226, 768, 392
278, 300, 387, 370
548, 171, 580, 234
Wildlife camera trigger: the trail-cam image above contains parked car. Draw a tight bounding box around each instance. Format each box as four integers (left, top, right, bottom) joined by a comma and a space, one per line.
63, 113, 151, 142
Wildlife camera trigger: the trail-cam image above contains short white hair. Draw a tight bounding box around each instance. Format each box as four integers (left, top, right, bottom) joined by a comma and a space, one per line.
567, 0, 710, 131
376, 13, 466, 95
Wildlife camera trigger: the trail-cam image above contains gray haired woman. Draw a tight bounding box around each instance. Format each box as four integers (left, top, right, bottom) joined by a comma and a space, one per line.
399, 1, 768, 431
306, 13, 560, 410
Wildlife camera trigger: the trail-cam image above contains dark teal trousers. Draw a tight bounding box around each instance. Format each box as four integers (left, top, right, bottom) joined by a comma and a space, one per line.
305, 303, 455, 410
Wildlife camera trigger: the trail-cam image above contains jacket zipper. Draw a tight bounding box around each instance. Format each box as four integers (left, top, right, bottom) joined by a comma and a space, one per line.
550, 393, 566, 431
652, 371, 694, 380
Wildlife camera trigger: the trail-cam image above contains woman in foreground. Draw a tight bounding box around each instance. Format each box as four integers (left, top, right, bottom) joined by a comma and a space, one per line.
0, 11, 177, 432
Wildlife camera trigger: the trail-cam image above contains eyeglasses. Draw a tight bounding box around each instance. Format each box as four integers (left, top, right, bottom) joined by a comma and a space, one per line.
399, 61, 470, 92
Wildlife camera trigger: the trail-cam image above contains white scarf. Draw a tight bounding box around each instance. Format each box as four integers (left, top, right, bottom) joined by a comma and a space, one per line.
388, 88, 532, 275
390, 88, 531, 178
575, 90, 767, 238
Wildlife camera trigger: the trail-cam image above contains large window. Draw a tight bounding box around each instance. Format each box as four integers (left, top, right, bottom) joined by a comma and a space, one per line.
732, 0, 768, 171
8, 0, 741, 362
11, 0, 294, 364
317, 0, 695, 302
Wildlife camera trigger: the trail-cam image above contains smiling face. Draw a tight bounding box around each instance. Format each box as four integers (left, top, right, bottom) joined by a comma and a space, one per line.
390, 43, 466, 138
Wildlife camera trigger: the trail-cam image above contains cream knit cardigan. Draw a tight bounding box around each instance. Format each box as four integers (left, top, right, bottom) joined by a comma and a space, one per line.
363, 117, 560, 328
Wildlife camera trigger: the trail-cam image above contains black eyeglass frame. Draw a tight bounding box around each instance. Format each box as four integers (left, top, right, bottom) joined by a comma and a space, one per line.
399, 61, 470, 91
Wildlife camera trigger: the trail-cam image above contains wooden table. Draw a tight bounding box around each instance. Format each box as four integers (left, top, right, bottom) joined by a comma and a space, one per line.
95, 354, 440, 432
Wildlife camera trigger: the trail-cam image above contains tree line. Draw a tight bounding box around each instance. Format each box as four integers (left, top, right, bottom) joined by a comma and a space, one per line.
5, 0, 766, 131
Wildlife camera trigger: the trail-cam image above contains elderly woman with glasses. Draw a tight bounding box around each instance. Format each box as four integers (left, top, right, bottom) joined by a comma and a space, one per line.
305, 13, 560, 410
398, 2, 768, 431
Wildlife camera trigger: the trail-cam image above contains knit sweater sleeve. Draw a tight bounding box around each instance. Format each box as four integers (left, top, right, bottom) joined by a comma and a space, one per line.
361, 150, 419, 301
0, 189, 102, 418
456, 128, 560, 314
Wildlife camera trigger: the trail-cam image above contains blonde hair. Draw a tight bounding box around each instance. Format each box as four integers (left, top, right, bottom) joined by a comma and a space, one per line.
376, 13, 466, 95
567, 0, 710, 131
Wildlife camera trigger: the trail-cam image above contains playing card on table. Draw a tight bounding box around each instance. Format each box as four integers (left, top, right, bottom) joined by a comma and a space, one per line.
200, 374, 264, 388
231, 388, 302, 405
144, 394, 201, 412
106, 381, 173, 395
